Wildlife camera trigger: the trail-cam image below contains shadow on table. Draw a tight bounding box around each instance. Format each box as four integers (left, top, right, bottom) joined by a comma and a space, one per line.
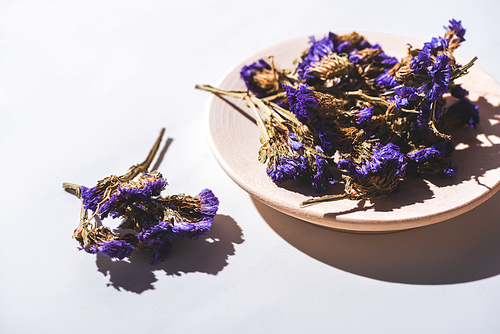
252, 188, 500, 285
95, 214, 244, 293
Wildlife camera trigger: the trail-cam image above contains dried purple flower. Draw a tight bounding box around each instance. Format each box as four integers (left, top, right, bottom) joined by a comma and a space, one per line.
284, 84, 344, 125
288, 133, 303, 151
99, 240, 135, 260
80, 185, 102, 212
419, 54, 451, 102
298, 33, 338, 80
80, 172, 168, 219
424, 37, 449, 55
356, 106, 374, 124
137, 189, 220, 264
376, 69, 399, 89
339, 142, 407, 183
64, 129, 220, 265
310, 149, 337, 192
313, 122, 339, 156
284, 84, 319, 123
137, 222, 174, 264
394, 86, 419, 110
407, 143, 447, 162
410, 48, 432, 74
267, 155, 308, 183
240, 58, 280, 98
447, 19, 466, 42
336, 142, 407, 199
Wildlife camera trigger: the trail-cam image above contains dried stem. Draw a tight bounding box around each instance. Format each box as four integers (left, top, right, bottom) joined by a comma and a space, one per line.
120, 128, 165, 181
300, 193, 349, 206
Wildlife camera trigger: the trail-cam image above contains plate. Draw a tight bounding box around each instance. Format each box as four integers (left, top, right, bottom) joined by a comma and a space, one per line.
204, 32, 500, 233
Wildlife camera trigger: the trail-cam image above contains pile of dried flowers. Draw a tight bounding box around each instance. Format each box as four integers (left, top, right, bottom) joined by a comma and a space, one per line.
197, 19, 478, 205
63, 129, 219, 264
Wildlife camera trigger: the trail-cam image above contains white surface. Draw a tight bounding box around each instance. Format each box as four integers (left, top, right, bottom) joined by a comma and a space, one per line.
1, 1, 500, 333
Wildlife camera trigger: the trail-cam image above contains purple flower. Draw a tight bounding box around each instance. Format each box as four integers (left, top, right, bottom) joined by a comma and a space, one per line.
314, 122, 339, 156
137, 221, 175, 264
139, 221, 174, 244
348, 51, 363, 64
447, 19, 466, 42
170, 218, 213, 240
80, 185, 102, 212
374, 52, 398, 66
420, 54, 451, 102
337, 40, 353, 54
284, 84, 319, 124
168, 189, 218, 240
356, 106, 374, 124
310, 149, 337, 192
407, 142, 447, 162
424, 37, 449, 55
267, 155, 308, 183
368, 143, 407, 179
79, 245, 99, 254
240, 59, 278, 98
288, 133, 303, 151
348, 43, 396, 67
99, 177, 168, 218
80, 174, 168, 219
137, 189, 219, 264
338, 157, 359, 179
197, 188, 219, 217
429, 54, 451, 85
394, 86, 418, 110
376, 69, 398, 89
411, 113, 430, 134
99, 240, 134, 260
444, 160, 457, 178
298, 33, 338, 80
410, 102, 444, 133
410, 48, 432, 73
338, 143, 407, 182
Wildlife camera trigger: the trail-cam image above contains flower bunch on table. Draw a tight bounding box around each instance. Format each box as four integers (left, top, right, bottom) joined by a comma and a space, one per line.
63, 129, 219, 264
197, 19, 478, 206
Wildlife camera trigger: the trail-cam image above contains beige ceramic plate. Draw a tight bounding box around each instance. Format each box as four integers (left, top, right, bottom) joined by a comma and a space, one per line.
205, 32, 500, 233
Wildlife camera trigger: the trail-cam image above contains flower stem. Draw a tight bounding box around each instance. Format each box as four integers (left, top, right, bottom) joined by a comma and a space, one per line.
195, 84, 248, 99
450, 56, 477, 80
120, 128, 165, 181
62, 182, 82, 197
300, 193, 349, 206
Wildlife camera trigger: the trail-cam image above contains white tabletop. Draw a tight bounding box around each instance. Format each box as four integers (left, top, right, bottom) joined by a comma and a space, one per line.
1, 1, 500, 333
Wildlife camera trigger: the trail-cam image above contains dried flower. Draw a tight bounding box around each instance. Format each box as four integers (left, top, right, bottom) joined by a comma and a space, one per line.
196, 18, 478, 207
98, 240, 135, 260
394, 86, 419, 110
63, 129, 219, 263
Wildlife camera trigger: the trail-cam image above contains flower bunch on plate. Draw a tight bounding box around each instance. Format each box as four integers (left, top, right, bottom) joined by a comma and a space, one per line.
63, 129, 219, 264
197, 19, 478, 205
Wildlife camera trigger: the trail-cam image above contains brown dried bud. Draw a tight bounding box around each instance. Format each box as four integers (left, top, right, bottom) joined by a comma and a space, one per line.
394, 65, 412, 82
306, 54, 351, 80
338, 32, 365, 48
314, 91, 345, 113
251, 68, 280, 94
